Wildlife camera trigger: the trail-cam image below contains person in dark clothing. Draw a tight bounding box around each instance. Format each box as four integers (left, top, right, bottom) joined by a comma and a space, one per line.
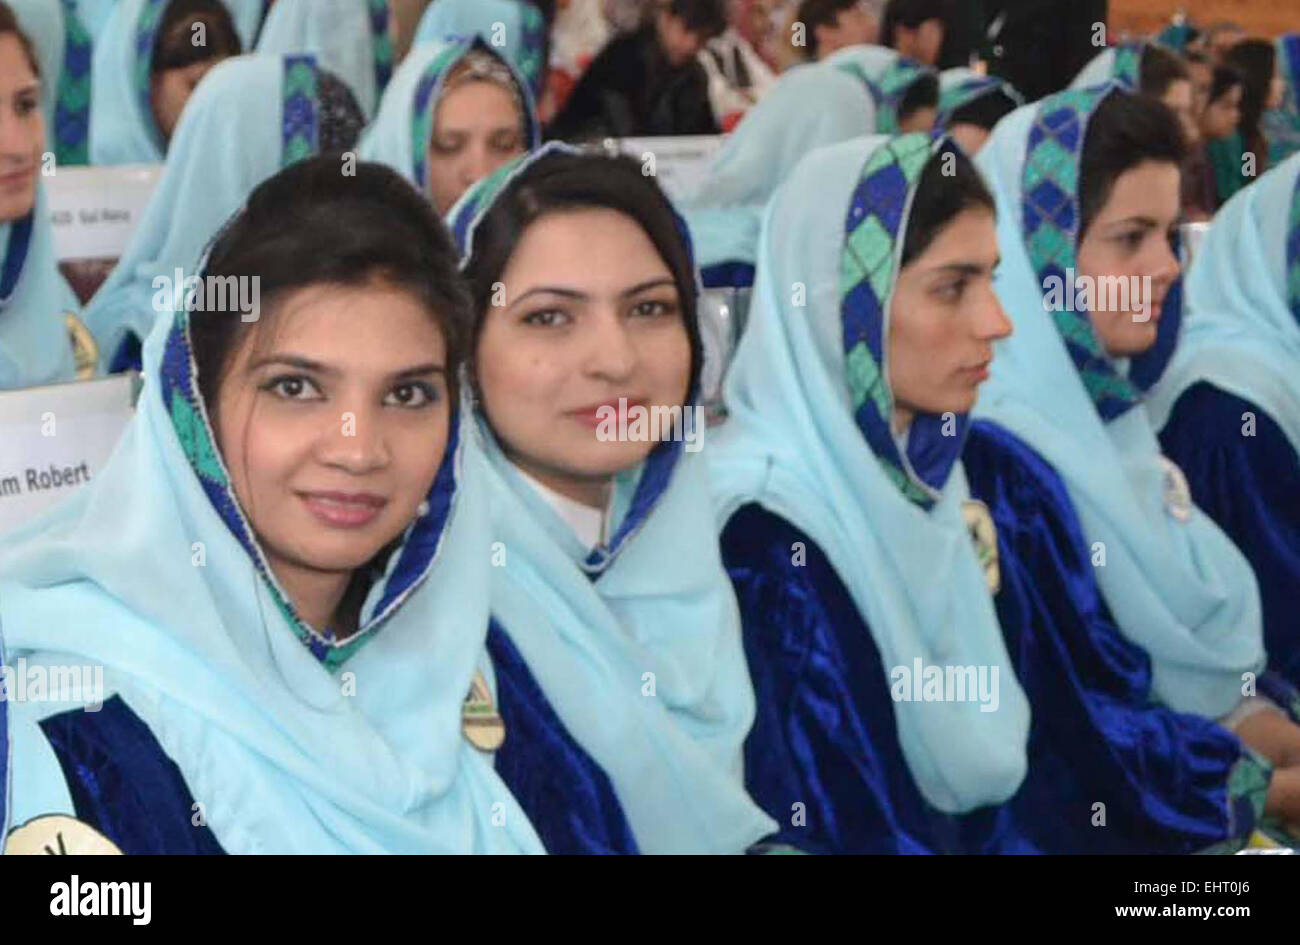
881, 0, 946, 65
546, 0, 726, 140
982, 0, 1107, 102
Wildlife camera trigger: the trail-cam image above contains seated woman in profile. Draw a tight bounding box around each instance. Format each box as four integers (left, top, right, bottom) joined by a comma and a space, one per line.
977, 85, 1300, 839
1, 157, 544, 855
711, 125, 1298, 854
0, 5, 87, 389
1147, 152, 1300, 687
90, 0, 242, 165
451, 145, 776, 854
361, 38, 539, 217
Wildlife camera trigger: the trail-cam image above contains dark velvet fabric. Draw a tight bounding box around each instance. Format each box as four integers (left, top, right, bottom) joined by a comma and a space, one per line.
1158, 382, 1300, 688
722, 420, 1255, 854
487, 622, 639, 854
38, 696, 225, 854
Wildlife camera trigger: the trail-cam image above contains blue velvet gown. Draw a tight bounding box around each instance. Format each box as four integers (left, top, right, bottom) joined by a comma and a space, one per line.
21, 628, 638, 855
1158, 383, 1300, 688
723, 421, 1267, 854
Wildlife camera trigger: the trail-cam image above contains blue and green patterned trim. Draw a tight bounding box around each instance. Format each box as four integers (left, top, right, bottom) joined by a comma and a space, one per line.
937, 75, 1023, 130
54, 0, 92, 166
281, 55, 319, 167
1022, 85, 1144, 420
132, 0, 169, 150
838, 56, 934, 135
841, 132, 970, 508
1109, 42, 1142, 90
515, 0, 546, 100
367, 0, 394, 100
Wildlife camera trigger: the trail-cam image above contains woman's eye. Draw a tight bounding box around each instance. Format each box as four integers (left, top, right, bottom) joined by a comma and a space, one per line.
16, 95, 37, 116
934, 280, 965, 302
523, 308, 568, 327
630, 299, 675, 318
384, 382, 438, 408
491, 133, 521, 153
431, 138, 462, 156
264, 375, 321, 400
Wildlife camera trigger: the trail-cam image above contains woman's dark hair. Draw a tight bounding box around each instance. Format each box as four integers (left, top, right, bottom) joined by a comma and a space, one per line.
317, 69, 367, 152
901, 145, 994, 267
0, 2, 40, 78
1209, 62, 1246, 104
882, 0, 946, 49
461, 150, 702, 400
660, 0, 727, 38
948, 88, 1016, 132
151, 0, 242, 74
796, 0, 862, 59
898, 72, 939, 125
1223, 39, 1276, 166
1139, 43, 1189, 99
1078, 92, 1187, 241
192, 157, 471, 413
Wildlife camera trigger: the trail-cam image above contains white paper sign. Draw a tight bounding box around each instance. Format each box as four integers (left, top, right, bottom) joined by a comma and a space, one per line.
46, 164, 164, 262
0, 374, 138, 535
615, 136, 725, 202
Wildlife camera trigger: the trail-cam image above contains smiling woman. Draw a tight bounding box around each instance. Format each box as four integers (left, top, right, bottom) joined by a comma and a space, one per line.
0, 155, 546, 854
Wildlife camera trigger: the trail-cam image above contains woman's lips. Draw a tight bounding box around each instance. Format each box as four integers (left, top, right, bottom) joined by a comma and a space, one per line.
299, 491, 387, 528
0, 167, 33, 190
567, 399, 647, 429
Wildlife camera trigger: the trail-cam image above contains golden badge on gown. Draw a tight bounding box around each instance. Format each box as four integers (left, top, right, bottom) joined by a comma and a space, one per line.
64, 312, 99, 381
4, 815, 123, 855
462, 670, 506, 752
962, 499, 1001, 595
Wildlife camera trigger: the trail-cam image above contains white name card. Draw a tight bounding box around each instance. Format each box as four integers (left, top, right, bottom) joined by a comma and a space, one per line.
615, 136, 725, 202
46, 164, 164, 262
0, 374, 138, 536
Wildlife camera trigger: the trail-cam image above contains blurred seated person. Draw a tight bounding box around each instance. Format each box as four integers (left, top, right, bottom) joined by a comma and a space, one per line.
546, 0, 726, 140
699, 0, 779, 130
880, 0, 943, 66
795, 0, 878, 62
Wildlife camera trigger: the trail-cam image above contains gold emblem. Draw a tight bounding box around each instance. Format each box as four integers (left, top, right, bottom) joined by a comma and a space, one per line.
962, 499, 1001, 595
64, 312, 99, 380
462, 670, 505, 752
4, 815, 123, 855
1159, 456, 1193, 523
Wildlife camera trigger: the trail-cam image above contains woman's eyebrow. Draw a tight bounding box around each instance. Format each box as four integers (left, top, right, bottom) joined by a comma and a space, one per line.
619, 278, 677, 298
389, 363, 446, 379
248, 354, 336, 375
1107, 215, 1160, 230
510, 279, 676, 307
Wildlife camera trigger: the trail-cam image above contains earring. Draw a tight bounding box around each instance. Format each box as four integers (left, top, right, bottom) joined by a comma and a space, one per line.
416, 499, 430, 518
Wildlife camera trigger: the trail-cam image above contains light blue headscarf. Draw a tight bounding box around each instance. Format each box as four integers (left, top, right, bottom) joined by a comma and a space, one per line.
221, 0, 267, 47
448, 144, 778, 853
707, 132, 1031, 813
0, 182, 82, 390
974, 87, 1265, 718
824, 44, 937, 135
413, 0, 546, 101
1148, 153, 1300, 456
687, 63, 874, 209
88, 0, 171, 164
256, 0, 392, 119
1, 271, 544, 853
359, 38, 539, 197
1069, 42, 1143, 91
70, 0, 116, 42
84, 53, 328, 372
937, 67, 1023, 128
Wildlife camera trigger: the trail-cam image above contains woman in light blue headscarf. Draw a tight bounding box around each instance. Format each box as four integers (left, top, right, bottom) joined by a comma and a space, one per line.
85, 53, 366, 374
823, 44, 938, 135
71, 0, 116, 42
1070, 42, 1144, 91
936, 67, 1021, 155
449, 143, 777, 854
9, 0, 93, 165
975, 84, 1300, 818
89, 0, 243, 165
221, 0, 266, 47
361, 38, 538, 217
710, 128, 1285, 853
256, 0, 392, 119
0, 8, 85, 390
1, 154, 545, 855
1149, 153, 1300, 687
414, 0, 547, 102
